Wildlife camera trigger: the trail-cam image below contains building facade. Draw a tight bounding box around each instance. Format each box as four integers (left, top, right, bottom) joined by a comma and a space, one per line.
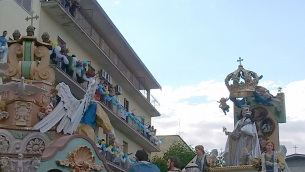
0, 0, 161, 171
286, 154, 305, 172
151, 135, 194, 158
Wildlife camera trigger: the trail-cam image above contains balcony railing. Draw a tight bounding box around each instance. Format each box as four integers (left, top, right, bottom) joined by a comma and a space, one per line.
53, 0, 160, 109
99, 150, 130, 171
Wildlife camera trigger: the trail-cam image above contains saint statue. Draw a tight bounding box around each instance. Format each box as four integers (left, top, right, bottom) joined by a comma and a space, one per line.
251, 140, 289, 172
223, 104, 261, 166
188, 145, 212, 172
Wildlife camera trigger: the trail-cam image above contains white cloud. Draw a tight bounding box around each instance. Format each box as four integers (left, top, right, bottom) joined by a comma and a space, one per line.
152, 79, 305, 156
114, 1, 119, 4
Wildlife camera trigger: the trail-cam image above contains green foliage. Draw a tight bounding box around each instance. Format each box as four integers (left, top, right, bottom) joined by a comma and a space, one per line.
152, 141, 196, 172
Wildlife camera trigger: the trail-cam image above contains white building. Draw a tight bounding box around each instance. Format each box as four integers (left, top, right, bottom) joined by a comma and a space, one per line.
0, 0, 161, 171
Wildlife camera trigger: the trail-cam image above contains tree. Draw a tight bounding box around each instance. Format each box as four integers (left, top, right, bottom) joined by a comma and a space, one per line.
152, 141, 196, 172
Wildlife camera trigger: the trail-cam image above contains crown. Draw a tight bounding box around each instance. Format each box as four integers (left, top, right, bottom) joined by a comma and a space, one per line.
225, 64, 263, 98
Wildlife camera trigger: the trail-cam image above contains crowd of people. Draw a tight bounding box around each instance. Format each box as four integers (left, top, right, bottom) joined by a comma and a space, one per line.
128, 145, 210, 172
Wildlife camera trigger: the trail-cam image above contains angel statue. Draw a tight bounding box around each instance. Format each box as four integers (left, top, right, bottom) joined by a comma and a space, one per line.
251, 140, 291, 172
253, 86, 281, 106
217, 97, 230, 115
183, 145, 218, 172
75, 87, 120, 147
223, 103, 261, 166
34, 78, 97, 134
34, 78, 120, 147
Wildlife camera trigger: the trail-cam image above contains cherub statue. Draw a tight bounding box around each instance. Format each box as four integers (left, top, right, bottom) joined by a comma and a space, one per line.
12, 30, 21, 40
26, 25, 35, 36
217, 97, 230, 115
41, 32, 51, 44
254, 86, 281, 106
11, 153, 25, 172
278, 87, 282, 93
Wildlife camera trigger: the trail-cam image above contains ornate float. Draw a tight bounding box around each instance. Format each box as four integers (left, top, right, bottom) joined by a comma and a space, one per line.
0, 26, 112, 172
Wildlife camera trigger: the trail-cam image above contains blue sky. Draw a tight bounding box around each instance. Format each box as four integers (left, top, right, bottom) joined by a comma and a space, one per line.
98, 0, 305, 88
98, 0, 305, 155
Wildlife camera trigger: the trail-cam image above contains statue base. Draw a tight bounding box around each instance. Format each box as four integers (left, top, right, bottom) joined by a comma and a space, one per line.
209, 165, 258, 172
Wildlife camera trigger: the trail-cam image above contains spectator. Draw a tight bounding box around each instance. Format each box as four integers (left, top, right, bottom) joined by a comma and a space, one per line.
127, 149, 161, 172
69, 0, 81, 17
60, 46, 69, 73
167, 156, 181, 172
64, 0, 72, 11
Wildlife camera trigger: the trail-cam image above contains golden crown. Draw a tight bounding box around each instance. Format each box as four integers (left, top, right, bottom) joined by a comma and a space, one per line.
225, 64, 262, 98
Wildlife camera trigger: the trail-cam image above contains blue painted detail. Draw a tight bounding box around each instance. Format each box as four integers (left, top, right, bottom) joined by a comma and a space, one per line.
80, 102, 97, 128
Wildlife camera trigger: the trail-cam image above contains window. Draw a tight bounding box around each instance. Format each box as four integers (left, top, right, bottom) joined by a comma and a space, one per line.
124, 98, 129, 111
14, 0, 32, 13
124, 98, 129, 123
57, 36, 66, 48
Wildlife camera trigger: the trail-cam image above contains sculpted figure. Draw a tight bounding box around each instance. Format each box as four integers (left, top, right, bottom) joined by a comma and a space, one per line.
41, 32, 51, 43
252, 140, 289, 172
217, 97, 230, 115
223, 105, 261, 166
188, 145, 212, 172
26, 25, 35, 36
12, 30, 21, 40
253, 86, 281, 106
11, 153, 25, 172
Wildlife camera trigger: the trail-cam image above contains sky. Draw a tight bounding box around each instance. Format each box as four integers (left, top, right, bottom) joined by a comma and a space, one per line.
97, 0, 305, 156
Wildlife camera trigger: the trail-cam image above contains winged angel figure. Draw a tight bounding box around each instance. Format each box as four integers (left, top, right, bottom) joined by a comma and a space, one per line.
34, 79, 97, 134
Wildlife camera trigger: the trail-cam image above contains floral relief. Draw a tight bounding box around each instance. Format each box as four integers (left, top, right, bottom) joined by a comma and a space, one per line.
26, 138, 45, 154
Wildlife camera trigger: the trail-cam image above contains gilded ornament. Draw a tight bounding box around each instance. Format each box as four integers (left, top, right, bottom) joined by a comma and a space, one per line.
57, 146, 104, 172
225, 64, 262, 98
209, 165, 256, 171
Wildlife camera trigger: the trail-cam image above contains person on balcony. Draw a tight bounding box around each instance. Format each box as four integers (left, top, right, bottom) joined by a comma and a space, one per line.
66, 54, 76, 77
167, 156, 181, 172
76, 60, 88, 83
128, 149, 161, 172
0, 30, 8, 62
60, 46, 70, 73
69, 0, 81, 17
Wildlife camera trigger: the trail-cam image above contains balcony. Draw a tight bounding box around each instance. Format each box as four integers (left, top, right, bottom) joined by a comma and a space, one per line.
41, 1, 161, 117
53, 65, 160, 152
103, 151, 129, 172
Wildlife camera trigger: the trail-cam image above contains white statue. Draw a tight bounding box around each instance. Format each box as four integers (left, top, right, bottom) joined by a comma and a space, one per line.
279, 145, 291, 172
34, 78, 97, 134
0, 77, 47, 97
223, 104, 261, 166
182, 163, 201, 172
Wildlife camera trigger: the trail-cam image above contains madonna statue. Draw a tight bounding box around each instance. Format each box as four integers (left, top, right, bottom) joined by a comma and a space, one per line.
223, 104, 261, 166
